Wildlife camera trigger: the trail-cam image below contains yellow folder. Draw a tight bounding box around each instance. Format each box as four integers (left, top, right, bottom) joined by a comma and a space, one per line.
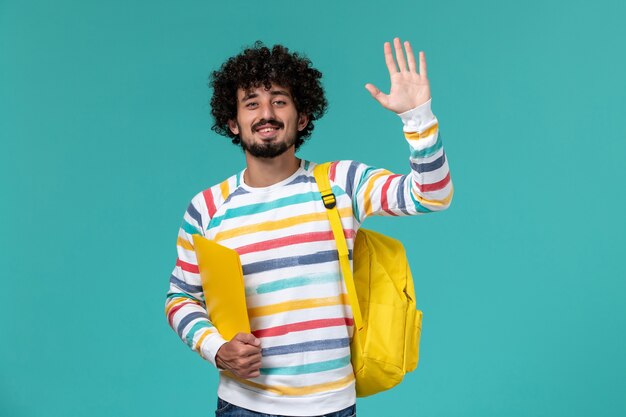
192, 235, 250, 341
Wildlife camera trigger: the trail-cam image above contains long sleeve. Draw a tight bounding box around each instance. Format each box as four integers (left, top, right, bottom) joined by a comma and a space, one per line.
331, 98, 452, 223
164, 193, 227, 366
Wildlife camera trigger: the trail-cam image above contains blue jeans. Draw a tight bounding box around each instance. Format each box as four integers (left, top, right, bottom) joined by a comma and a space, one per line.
215, 398, 356, 417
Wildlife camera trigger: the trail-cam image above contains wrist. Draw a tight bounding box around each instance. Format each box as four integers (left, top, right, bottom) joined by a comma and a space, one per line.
397, 99, 435, 132
200, 333, 228, 367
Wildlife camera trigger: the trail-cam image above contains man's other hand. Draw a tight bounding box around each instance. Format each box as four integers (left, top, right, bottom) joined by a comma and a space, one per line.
365, 37, 431, 114
215, 332, 262, 379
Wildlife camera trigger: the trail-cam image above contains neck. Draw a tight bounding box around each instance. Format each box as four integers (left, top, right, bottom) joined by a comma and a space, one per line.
243, 149, 301, 188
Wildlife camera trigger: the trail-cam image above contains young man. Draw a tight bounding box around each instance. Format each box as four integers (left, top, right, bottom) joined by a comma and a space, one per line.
165, 38, 453, 417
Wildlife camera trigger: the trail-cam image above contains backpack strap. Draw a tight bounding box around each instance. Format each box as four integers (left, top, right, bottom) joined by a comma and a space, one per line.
313, 163, 363, 332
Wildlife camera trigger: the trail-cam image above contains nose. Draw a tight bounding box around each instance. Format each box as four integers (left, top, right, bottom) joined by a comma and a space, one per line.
260, 101, 276, 119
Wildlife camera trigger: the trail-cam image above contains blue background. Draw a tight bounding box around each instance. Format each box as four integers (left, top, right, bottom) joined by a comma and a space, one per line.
1, 0, 625, 416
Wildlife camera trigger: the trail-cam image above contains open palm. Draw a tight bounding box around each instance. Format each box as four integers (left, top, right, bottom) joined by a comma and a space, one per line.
365, 38, 431, 114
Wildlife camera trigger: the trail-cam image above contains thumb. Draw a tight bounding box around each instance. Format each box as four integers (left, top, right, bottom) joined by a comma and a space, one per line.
364, 83, 388, 107
233, 332, 261, 347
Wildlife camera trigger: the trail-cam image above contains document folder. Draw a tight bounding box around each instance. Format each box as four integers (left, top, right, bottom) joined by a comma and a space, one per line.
192, 235, 250, 341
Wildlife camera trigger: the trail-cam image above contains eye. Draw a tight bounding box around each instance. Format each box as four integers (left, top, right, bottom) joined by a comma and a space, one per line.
245, 102, 258, 108
273, 100, 287, 106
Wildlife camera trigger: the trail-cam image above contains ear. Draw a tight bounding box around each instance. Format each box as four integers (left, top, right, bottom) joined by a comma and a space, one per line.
297, 113, 309, 132
227, 119, 240, 135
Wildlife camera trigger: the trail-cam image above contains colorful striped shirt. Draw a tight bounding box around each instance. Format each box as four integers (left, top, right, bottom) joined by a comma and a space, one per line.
164, 99, 453, 416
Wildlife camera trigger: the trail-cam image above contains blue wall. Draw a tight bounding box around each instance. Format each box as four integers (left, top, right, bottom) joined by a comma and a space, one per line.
1, 1, 625, 416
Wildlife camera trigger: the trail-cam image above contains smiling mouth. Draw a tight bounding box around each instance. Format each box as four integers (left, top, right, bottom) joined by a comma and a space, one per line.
257, 127, 279, 133
253, 119, 284, 133
254, 123, 282, 139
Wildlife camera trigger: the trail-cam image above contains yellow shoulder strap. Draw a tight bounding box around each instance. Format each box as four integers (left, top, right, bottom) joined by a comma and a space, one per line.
313, 163, 363, 331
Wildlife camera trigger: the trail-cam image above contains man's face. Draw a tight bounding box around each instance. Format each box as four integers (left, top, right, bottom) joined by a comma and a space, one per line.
228, 83, 308, 158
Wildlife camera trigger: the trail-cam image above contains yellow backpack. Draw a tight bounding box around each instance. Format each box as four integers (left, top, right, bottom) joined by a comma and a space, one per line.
313, 163, 422, 397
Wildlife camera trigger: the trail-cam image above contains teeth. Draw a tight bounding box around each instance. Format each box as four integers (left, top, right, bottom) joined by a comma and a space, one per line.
259, 127, 276, 133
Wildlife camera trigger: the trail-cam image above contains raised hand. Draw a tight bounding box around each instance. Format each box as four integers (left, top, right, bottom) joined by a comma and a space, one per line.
365, 38, 431, 114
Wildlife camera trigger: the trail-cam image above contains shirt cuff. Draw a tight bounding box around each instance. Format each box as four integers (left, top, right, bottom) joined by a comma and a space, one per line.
200, 332, 228, 367
397, 99, 436, 132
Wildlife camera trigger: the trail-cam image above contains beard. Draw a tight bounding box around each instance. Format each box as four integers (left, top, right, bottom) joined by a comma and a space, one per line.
238, 120, 297, 158
241, 139, 293, 158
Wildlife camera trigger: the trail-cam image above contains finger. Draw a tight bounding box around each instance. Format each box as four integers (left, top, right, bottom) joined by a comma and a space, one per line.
238, 351, 259, 363
236, 352, 259, 366
241, 355, 262, 370
419, 51, 428, 77
364, 83, 389, 107
234, 365, 260, 379
394, 37, 408, 72
247, 359, 262, 370
246, 366, 261, 377
383, 41, 398, 74
239, 345, 262, 358
245, 369, 260, 379
364, 83, 378, 96
404, 41, 417, 72
234, 332, 261, 346
240, 357, 262, 376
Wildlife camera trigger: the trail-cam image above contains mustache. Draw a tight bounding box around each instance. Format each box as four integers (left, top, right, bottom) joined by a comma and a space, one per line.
252, 119, 284, 131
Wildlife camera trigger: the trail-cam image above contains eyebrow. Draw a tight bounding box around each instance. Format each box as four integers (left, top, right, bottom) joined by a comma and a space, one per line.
241, 89, 291, 101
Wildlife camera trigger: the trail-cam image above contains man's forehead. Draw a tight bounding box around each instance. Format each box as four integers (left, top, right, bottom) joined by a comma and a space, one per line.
237, 83, 292, 100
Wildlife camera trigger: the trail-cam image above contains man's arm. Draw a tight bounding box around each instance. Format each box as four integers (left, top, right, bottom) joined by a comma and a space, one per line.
165, 193, 227, 366
332, 38, 452, 221
165, 192, 261, 378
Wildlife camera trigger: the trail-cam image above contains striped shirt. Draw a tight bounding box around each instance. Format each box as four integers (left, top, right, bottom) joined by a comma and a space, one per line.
164, 99, 453, 416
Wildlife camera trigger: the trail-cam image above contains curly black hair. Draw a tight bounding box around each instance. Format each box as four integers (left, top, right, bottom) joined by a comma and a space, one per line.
209, 41, 328, 150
